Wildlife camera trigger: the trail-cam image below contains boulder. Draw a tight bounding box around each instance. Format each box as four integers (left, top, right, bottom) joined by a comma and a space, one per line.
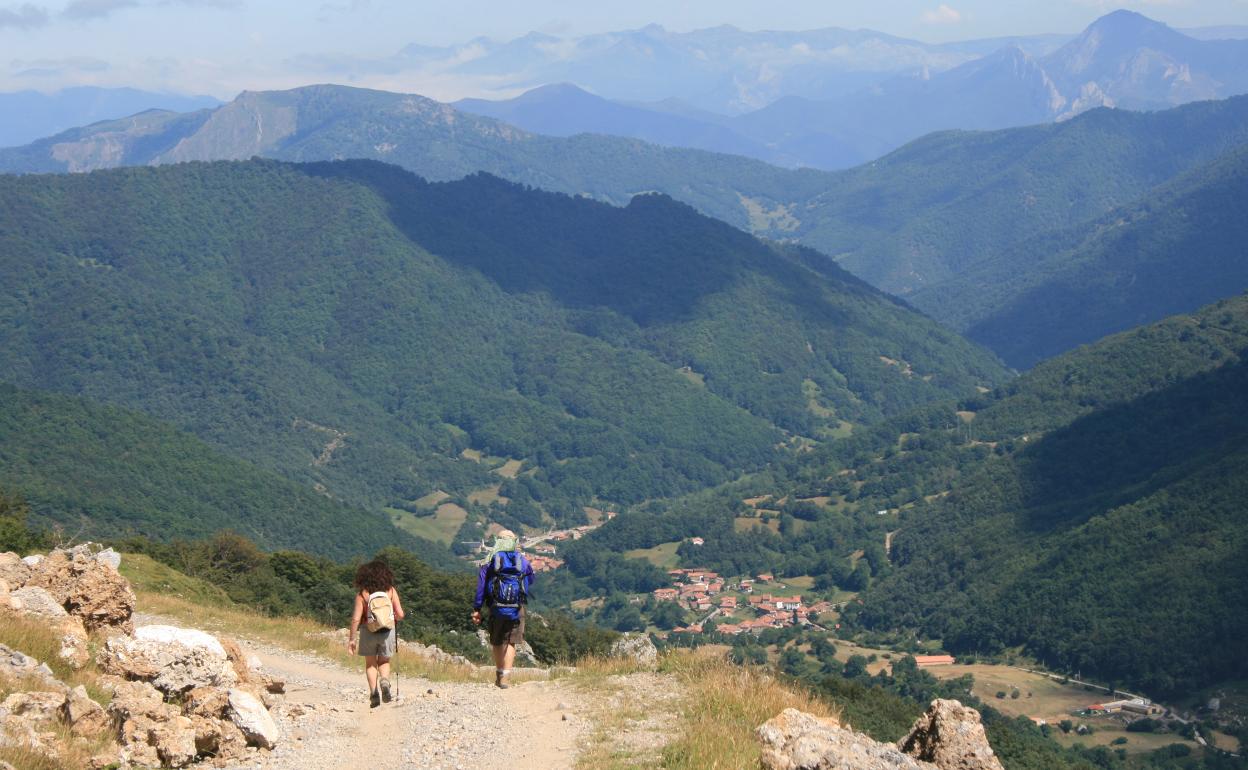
898, 699, 1004, 770
0, 553, 30, 587
57, 615, 91, 670
0, 691, 67, 725
152, 715, 198, 768
184, 686, 231, 719
63, 685, 110, 736
9, 585, 68, 620
0, 643, 64, 691
99, 624, 237, 695
191, 714, 249, 762
63, 543, 121, 571
759, 708, 933, 770
610, 634, 659, 668
120, 713, 197, 769
759, 700, 1004, 770
227, 688, 280, 749
21, 554, 43, 568
106, 679, 170, 721
25, 547, 135, 632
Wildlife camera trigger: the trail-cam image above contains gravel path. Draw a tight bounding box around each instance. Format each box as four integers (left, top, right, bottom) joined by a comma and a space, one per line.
133, 615, 587, 770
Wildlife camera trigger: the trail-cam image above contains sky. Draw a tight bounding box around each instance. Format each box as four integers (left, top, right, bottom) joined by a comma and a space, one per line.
3, 0, 1248, 98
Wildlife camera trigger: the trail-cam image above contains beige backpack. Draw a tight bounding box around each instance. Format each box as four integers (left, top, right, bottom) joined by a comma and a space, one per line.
365, 591, 395, 632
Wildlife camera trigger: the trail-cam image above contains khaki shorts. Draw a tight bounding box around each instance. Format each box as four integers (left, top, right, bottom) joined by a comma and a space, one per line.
488, 610, 525, 647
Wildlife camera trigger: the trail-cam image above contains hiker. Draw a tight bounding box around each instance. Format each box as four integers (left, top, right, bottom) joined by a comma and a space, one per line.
472, 529, 535, 689
347, 559, 405, 708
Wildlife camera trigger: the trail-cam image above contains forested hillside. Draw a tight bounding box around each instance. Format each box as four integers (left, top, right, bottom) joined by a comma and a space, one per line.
560, 294, 1248, 695
6, 86, 1248, 369
911, 143, 1248, 367
849, 295, 1248, 695
0, 384, 456, 564
0, 159, 1001, 530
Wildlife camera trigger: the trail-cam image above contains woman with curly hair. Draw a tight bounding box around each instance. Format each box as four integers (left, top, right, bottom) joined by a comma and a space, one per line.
347, 559, 405, 708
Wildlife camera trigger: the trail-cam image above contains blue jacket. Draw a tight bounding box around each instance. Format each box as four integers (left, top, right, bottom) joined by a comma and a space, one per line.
474, 552, 535, 610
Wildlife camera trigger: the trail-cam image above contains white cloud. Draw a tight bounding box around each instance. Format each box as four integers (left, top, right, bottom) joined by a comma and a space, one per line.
0, 3, 49, 28
920, 4, 963, 24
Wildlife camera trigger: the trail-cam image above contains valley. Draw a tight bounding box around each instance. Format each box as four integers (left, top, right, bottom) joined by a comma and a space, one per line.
3, 7, 1248, 768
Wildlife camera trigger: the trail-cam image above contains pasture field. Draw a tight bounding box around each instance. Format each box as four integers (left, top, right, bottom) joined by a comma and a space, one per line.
387, 502, 469, 545
625, 541, 682, 569
467, 484, 507, 505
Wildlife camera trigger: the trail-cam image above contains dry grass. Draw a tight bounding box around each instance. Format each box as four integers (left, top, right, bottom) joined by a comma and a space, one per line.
572, 650, 837, 770
0, 616, 118, 769
0, 612, 112, 704
0, 721, 116, 770
661, 651, 838, 770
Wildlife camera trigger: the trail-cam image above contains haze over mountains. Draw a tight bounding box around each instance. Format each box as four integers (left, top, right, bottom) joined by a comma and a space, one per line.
456, 11, 1248, 169
0, 87, 220, 148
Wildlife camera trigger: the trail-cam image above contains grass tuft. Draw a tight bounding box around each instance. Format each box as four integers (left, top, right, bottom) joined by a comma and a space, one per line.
661, 650, 839, 770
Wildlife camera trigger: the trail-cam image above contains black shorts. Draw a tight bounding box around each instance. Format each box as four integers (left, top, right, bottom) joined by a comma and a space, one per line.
488, 609, 525, 647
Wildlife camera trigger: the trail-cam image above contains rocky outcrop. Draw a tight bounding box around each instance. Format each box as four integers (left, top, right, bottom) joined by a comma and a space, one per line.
63, 685, 110, 736
227, 688, 281, 749
6, 585, 91, 669
759, 709, 932, 770
99, 624, 238, 695
0, 552, 30, 587
758, 700, 1003, 770
898, 699, 1003, 770
25, 545, 135, 633
1, 691, 67, 725
9, 585, 66, 619
611, 634, 659, 668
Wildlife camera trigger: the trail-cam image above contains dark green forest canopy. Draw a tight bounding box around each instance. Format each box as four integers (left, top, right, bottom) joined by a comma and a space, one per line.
846, 294, 1248, 695
0, 383, 458, 566
0, 158, 1003, 527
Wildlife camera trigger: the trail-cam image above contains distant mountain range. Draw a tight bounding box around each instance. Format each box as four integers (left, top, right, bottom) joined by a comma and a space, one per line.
0, 87, 219, 148
331, 24, 1070, 116
4, 83, 1248, 370
457, 11, 1248, 169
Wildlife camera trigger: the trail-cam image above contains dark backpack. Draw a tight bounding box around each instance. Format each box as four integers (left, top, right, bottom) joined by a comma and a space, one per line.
488, 551, 528, 620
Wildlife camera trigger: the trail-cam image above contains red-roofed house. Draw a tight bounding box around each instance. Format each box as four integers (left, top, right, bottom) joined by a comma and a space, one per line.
914, 655, 956, 667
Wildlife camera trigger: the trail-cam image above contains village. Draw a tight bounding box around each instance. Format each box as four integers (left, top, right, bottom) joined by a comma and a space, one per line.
651, 566, 839, 636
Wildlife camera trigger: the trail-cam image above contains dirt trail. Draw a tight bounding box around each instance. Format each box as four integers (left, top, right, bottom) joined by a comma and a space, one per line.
134, 616, 586, 770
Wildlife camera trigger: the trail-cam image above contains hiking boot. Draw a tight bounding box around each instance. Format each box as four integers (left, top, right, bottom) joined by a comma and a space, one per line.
369, 689, 381, 708
495, 671, 509, 689
379, 678, 392, 703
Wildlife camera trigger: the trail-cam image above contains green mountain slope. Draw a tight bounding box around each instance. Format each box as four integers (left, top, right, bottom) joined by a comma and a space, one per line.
849, 294, 1248, 694
0, 159, 1003, 524
0, 384, 458, 565
6, 86, 1248, 370
910, 144, 1248, 367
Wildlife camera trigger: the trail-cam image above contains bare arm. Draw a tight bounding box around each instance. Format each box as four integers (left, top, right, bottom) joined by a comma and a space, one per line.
389, 587, 405, 622
347, 593, 363, 652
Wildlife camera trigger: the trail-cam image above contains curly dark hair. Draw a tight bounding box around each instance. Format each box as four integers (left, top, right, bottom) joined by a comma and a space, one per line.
353, 559, 394, 594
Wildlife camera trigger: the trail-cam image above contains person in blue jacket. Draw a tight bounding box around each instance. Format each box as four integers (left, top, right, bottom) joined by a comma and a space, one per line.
472, 530, 535, 689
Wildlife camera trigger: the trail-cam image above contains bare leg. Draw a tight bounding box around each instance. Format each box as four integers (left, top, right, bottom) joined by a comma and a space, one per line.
378, 658, 391, 680
503, 644, 516, 671
364, 655, 379, 692
492, 644, 506, 670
